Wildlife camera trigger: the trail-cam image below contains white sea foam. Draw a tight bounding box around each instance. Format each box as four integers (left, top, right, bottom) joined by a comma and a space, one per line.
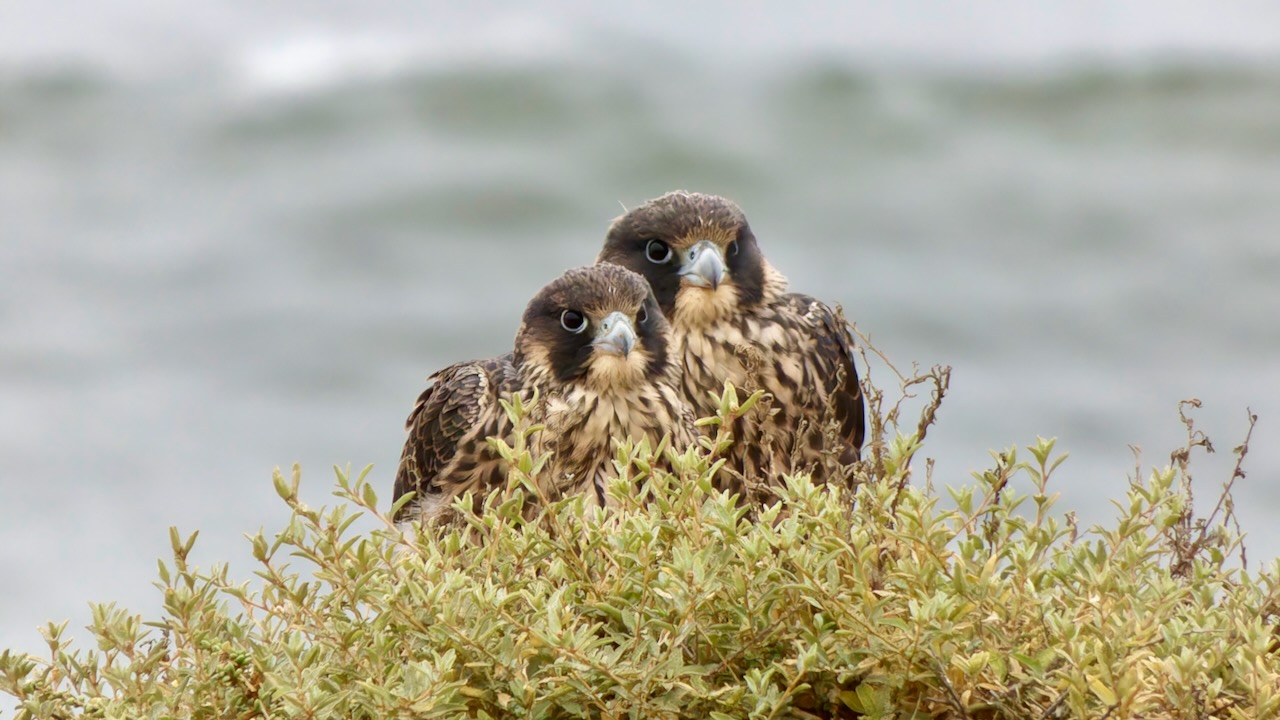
229, 16, 577, 95
3, 2, 1280, 88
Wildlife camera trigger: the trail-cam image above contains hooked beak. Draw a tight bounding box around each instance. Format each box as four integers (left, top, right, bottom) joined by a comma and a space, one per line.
680, 240, 727, 289
593, 311, 636, 357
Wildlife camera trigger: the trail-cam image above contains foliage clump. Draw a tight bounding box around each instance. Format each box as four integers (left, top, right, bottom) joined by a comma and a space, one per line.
2, 346, 1276, 719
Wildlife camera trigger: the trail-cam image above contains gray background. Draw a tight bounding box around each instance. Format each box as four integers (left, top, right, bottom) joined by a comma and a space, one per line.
2, 1, 1278, 670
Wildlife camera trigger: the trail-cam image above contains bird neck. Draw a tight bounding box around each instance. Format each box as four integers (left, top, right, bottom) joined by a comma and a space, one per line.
759, 261, 789, 304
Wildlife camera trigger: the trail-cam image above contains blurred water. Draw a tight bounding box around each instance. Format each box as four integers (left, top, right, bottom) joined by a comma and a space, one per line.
2, 2, 1279, 672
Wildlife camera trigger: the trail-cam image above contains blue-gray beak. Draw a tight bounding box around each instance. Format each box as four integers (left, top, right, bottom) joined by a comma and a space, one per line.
594, 311, 636, 357
680, 240, 726, 289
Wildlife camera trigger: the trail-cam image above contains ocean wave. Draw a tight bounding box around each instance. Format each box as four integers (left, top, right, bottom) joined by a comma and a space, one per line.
3, 1, 1280, 94
229, 18, 579, 96
0, 13, 580, 96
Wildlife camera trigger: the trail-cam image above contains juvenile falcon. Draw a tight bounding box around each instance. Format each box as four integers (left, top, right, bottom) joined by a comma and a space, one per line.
597, 191, 865, 498
393, 263, 697, 527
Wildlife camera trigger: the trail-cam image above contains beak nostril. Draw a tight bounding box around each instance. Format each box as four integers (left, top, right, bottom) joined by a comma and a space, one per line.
594, 312, 636, 357
679, 240, 727, 289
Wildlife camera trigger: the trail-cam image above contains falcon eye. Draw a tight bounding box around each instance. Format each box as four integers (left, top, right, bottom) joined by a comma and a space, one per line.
636, 304, 649, 325
728, 240, 740, 257
645, 239, 672, 264
560, 309, 587, 334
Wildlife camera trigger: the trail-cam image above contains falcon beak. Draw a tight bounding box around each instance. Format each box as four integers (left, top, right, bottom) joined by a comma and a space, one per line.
680, 240, 726, 289
593, 311, 636, 357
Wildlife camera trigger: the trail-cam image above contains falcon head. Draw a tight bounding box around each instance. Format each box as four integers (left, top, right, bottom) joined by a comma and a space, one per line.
514, 263, 672, 392
598, 191, 780, 330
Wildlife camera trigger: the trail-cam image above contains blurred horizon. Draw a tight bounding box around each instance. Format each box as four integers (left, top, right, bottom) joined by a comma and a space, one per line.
2, 2, 1278, 673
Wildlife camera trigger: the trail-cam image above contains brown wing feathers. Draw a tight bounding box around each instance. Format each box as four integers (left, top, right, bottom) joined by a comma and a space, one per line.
393, 359, 509, 524
786, 293, 866, 460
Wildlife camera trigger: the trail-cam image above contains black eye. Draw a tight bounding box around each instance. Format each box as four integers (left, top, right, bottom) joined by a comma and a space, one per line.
645, 239, 672, 264
636, 304, 649, 325
560, 309, 587, 334
728, 240, 740, 257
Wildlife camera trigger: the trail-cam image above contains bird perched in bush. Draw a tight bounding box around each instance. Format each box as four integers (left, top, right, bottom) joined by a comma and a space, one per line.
598, 191, 865, 499
394, 263, 697, 527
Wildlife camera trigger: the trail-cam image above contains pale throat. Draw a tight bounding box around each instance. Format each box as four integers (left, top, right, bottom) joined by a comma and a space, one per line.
584, 351, 652, 393
672, 282, 739, 331
671, 262, 788, 332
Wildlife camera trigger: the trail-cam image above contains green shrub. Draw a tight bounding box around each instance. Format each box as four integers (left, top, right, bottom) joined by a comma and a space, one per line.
3, 356, 1276, 719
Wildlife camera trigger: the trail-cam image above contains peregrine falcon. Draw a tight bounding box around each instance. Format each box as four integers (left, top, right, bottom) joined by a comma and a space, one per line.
393, 263, 697, 527
598, 191, 865, 499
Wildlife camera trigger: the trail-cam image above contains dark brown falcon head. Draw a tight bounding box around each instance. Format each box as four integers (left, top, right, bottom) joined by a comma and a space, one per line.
598, 191, 777, 330
513, 263, 672, 393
